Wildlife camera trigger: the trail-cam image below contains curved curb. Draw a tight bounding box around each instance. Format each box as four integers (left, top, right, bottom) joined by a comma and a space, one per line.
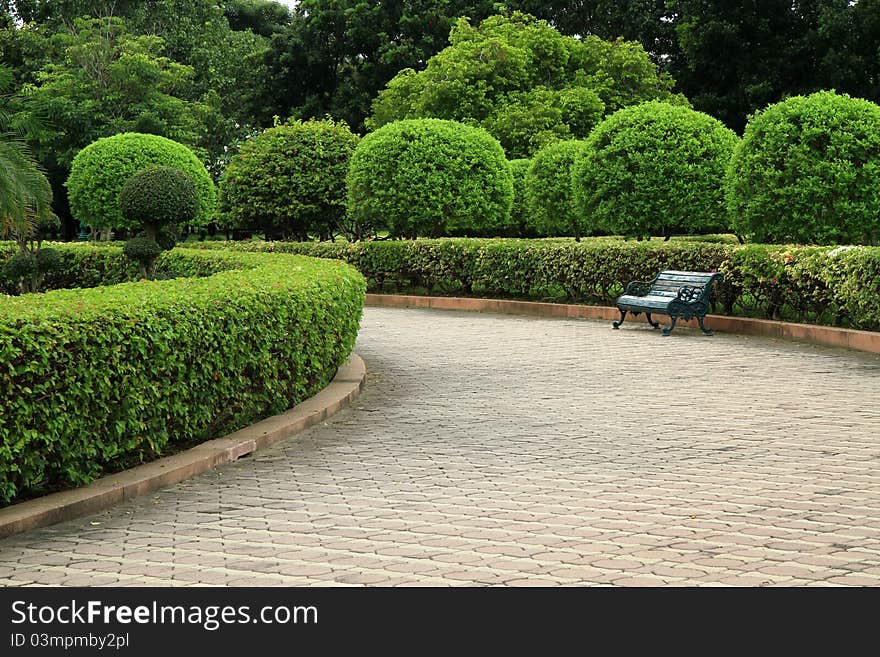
365, 294, 880, 355
0, 354, 366, 540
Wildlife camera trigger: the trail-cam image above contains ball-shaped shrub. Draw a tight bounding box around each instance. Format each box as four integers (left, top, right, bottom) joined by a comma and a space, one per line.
508, 158, 531, 237
526, 140, 586, 238
123, 236, 162, 277
119, 166, 199, 232
67, 133, 215, 232
573, 101, 738, 239
219, 119, 360, 239
726, 91, 880, 245
346, 118, 513, 238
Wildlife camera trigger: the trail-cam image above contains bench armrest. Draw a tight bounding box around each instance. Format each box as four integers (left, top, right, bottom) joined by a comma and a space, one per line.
676, 285, 705, 303
624, 280, 653, 296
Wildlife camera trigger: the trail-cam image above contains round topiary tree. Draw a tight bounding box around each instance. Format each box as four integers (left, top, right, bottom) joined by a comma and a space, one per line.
120, 166, 199, 238
573, 101, 739, 239
526, 140, 586, 238
67, 133, 215, 234
119, 166, 198, 276
218, 119, 360, 240
726, 90, 880, 245
346, 118, 513, 238
508, 158, 531, 237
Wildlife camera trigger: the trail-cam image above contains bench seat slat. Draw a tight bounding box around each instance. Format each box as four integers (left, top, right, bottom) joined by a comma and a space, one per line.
616, 294, 675, 309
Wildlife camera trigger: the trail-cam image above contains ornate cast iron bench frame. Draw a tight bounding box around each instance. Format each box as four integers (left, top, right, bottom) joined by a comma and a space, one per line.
613, 270, 723, 336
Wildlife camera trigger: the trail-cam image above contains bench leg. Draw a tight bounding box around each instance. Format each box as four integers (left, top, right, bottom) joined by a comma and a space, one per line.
661, 316, 678, 336
645, 313, 660, 329
697, 315, 713, 336
612, 309, 627, 329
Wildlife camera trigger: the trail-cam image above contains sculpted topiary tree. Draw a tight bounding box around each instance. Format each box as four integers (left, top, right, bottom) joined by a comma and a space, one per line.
218, 118, 360, 240
67, 132, 215, 237
346, 119, 513, 238
573, 101, 738, 239
726, 90, 880, 245
526, 140, 585, 238
119, 166, 199, 277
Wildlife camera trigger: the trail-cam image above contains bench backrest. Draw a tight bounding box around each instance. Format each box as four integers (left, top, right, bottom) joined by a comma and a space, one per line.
648, 270, 721, 300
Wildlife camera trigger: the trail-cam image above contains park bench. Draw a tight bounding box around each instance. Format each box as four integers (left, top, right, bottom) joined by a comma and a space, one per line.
613, 270, 723, 336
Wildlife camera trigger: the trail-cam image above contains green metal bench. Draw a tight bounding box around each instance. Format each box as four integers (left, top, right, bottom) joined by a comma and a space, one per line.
613, 270, 723, 336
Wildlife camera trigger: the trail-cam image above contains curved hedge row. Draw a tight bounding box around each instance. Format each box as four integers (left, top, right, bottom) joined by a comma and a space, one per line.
0, 246, 365, 505
183, 239, 880, 332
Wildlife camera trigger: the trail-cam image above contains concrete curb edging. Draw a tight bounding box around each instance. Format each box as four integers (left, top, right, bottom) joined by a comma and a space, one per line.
365, 294, 880, 355
0, 354, 366, 540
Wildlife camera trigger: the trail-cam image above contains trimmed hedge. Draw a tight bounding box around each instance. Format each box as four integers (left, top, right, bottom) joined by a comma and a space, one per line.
67, 133, 216, 232
183, 238, 880, 331
0, 245, 365, 505
346, 119, 513, 238
726, 91, 880, 245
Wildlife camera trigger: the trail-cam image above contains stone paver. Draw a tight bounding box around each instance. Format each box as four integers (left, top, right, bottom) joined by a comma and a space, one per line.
1, 307, 879, 586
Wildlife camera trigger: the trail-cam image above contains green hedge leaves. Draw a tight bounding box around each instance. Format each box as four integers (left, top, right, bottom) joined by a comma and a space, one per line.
0, 245, 365, 505
184, 238, 880, 331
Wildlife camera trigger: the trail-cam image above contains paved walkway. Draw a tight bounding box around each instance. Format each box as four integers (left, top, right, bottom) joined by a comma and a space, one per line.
2, 308, 880, 586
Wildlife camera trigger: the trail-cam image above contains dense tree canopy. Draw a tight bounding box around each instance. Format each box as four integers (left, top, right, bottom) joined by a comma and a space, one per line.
368, 12, 684, 158
512, 1, 880, 133
260, 0, 499, 131
3, 0, 880, 236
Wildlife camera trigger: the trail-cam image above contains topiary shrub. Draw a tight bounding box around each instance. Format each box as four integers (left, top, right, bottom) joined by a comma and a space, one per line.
726, 90, 880, 245
67, 133, 216, 233
346, 118, 513, 238
1, 248, 61, 294
122, 236, 163, 278
508, 158, 531, 237
119, 166, 199, 233
119, 166, 198, 276
218, 119, 360, 240
573, 101, 739, 239
526, 140, 586, 238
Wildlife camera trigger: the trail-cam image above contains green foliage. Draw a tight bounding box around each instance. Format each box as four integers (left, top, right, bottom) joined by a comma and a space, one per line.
525, 140, 585, 238
187, 238, 880, 332
120, 166, 199, 232
219, 119, 360, 239
368, 12, 684, 158
346, 119, 513, 238
0, 245, 365, 505
508, 158, 531, 237
122, 236, 162, 277
261, 0, 498, 131
517, 1, 880, 133
67, 133, 216, 232
0, 64, 55, 250
22, 17, 211, 173
726, 91, 880, 246
573, 101, 738, 239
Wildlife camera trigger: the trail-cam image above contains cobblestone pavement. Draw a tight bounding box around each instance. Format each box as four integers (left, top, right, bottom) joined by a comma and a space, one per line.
2, 308, 880, 587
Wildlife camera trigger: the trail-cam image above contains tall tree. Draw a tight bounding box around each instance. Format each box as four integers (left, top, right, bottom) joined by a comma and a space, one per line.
224, 0, 292, 36
368, 12, 685, 158
508, 0, 677, 64
262, 0, 499, 131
